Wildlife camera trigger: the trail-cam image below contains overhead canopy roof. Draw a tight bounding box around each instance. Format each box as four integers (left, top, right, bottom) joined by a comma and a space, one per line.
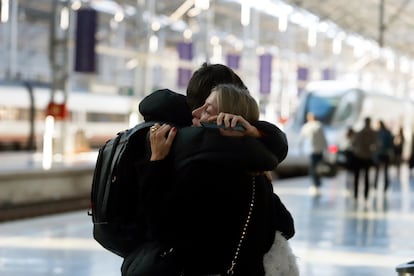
283, 0, 414, 57
13, 0, 414, 67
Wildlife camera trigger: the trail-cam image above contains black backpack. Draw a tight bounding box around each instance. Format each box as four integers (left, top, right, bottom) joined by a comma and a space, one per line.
89, 121, 155, 257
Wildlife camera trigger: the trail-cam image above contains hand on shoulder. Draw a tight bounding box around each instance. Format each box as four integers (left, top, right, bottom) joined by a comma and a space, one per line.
211, 113, 261, 137
149, 123, 177, 161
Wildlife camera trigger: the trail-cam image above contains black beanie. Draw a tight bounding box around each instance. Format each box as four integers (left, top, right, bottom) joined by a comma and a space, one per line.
139, 89, 193, 127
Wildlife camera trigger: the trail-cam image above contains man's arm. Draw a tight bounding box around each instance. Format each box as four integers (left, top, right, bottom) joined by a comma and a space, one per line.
272, 193, 295, 239
212, 113, 288, 165
252, 121, 288, 165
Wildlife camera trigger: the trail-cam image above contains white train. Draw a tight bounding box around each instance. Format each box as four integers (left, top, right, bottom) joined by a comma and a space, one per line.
279, 80, 414, 172
0, 82, 140, 152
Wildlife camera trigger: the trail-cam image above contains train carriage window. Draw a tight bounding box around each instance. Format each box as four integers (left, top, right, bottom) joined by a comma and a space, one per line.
86, 112, 128, 122
0, 106, 19, 120
334, 102, 352, 123
305, 93, 339, 124
331, 89, 359, 126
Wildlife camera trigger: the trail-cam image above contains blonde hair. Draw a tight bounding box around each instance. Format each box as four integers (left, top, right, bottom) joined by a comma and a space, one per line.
212, 84, 259, 122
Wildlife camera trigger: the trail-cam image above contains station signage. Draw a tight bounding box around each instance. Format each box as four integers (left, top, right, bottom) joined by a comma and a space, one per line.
46, 101, 68, 120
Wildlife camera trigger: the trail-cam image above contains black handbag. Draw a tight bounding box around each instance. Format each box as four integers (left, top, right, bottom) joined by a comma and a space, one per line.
121, 241, 183, 276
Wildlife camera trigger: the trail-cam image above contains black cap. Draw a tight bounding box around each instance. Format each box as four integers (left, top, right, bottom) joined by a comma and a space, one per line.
139, 89, 193, 127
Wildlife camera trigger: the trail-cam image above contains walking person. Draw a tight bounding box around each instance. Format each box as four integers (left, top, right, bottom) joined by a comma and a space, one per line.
351, 117, 379, 201
338, 127, 355, 193
124, 84, 296, 275
393, 126, 405, 179
299, 112, 328, 196
409, 132, 414, 176
374, 120, 394, 193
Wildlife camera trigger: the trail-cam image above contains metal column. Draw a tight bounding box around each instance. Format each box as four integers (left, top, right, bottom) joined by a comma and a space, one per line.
49, 0, 71, 155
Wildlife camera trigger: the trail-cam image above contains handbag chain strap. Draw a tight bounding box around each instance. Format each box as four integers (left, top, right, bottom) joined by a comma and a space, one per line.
226, 176, 256, 275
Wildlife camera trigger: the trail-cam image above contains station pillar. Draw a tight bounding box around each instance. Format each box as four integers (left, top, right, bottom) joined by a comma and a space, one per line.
48, 0, 71, 156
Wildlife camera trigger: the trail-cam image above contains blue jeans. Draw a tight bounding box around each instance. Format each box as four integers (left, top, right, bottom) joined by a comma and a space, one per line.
310, 153, 323, 187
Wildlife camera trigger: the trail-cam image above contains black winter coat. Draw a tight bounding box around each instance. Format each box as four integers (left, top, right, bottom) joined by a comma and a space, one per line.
140, 127, 294, 275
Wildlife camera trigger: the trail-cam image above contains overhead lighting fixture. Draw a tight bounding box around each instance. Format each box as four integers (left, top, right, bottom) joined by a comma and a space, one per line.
151, 21, 161, 32
1, 0, 9, 23
278, 14, 287, 32
400, 56, 410, 74
114, 11, 124, 22
71, 0, 81, 11
353, 44, 364, 58
241, 2, 250, 26
211, 44, 223, 64
289, 12, 304, 26
187, 7, 201, 17
332, 34, 343, 55
387, 57, 395, 72
210, 35, 220, 46
382, 49, 395, 71
60, 7, 69, 30
183, 28, 193, 40
307, 24, 317, 48
235, 41, 243, 51
149, 35, 158, 53
195, 0, 209, 10
169, 0, 195, 23
318, 21, 329, 33
256, 47, 265, 55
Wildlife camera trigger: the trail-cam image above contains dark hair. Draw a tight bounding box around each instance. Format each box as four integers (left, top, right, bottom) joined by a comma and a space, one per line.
186, 63, 247, 110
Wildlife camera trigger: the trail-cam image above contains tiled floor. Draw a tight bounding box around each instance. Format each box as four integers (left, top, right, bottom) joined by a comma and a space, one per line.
280, 165, 414, 276
0, 166, 413, 275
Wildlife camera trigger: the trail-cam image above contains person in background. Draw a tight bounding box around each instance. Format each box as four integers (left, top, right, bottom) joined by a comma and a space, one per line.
338, 127, 355, 192
351, 117, 378, 201
409, 132, 414, 175
338, 126, 355, 168
299, 112, 327, 196
374, 120, 394, 193
393, 126, 405, 179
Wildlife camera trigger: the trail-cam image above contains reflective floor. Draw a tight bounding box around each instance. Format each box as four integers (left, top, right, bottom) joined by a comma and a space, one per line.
0, 165, 413, 275
278, 166, 414, 276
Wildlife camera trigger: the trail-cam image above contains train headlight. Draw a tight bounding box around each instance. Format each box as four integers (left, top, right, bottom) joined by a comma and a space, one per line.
328, 144, 338, 154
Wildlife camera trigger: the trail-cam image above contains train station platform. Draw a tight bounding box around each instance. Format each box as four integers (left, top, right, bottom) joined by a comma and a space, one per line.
0, 164, 413, 276
0, 152, 97, 221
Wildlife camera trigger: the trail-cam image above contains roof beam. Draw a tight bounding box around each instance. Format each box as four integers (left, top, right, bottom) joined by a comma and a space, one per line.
378, 0, 385, 47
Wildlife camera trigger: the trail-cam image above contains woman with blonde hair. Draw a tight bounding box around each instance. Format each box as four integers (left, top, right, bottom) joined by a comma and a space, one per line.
214, 84, 259, 122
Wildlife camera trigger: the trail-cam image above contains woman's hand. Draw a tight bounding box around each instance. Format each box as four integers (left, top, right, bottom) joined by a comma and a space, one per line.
212, 112, 261, 137
149, 123, 177, 161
